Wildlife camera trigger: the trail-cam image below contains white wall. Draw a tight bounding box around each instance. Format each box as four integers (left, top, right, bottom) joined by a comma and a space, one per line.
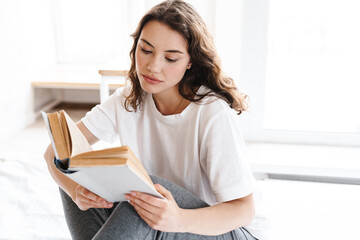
0, 0, 245, 144
0, 0, 56, 143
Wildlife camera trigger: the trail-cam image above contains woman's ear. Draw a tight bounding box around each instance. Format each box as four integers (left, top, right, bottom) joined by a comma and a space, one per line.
187, 63, 192, 69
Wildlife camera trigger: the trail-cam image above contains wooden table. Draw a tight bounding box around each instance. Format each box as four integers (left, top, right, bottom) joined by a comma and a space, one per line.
31, 70, 128, 111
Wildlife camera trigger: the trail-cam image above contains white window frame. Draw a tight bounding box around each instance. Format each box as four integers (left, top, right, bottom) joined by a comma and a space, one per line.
240, 0, 360, 147
50, 0, 218, 65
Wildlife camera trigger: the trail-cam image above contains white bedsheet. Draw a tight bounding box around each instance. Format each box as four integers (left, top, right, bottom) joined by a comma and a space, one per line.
0, 108, 119, 240
0, 153, 71, 240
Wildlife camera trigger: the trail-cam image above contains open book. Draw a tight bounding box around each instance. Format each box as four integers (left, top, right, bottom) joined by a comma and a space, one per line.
41, 110, 163, 202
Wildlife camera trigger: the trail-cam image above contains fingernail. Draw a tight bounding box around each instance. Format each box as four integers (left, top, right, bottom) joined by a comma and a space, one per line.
131, 192, 136, 196
124, 195, 130, 200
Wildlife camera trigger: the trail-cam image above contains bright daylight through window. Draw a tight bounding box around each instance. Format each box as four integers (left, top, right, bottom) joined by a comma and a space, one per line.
55, 0, 126, 63
264, 0, 360, 134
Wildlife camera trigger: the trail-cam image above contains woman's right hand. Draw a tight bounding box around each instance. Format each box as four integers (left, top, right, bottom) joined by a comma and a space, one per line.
73, 185, 113, 211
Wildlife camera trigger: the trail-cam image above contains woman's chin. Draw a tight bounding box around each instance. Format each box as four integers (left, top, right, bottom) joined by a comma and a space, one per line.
139, 80, 162, 94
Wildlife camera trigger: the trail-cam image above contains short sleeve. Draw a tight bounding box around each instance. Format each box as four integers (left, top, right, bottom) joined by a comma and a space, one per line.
81, 87, 125, 143
199, 102, 255, 203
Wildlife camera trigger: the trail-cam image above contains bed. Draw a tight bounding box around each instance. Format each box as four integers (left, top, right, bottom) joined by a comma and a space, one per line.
0, 155, 71, 239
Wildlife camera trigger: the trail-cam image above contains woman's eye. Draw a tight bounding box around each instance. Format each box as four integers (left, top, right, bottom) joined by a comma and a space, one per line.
166, 58, 178, 63
140, 48, 152, 54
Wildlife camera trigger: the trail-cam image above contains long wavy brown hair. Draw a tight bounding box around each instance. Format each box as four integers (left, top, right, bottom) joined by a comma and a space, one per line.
125, 0, 248, 114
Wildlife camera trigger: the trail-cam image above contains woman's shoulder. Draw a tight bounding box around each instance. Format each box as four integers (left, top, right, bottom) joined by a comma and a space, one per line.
109, 84, 135, 107
196, 86, 235, 115
97, 84, 132, 114
191, 86, 240, 129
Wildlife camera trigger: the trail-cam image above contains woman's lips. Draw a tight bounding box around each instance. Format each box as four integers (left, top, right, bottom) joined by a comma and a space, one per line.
142, 74, 162, 85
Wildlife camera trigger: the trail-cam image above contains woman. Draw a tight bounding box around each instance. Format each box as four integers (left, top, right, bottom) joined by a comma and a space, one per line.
44, 0, 269, 239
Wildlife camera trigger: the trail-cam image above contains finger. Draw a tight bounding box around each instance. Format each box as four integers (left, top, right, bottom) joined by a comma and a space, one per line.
77, 186, 113, 208
132, 200, 156, 221
154, 184, 174, 200
79, 186, 112, 206
130, 200, 163, 230
137, 211, 157, 229
86, 198, 112, 208
131, 191, 165, 208
75, 196, 94, 211
80, 199, 113, 209
131, 196, 159, 213
79, 187, 101, 202
78, 190, 100, 207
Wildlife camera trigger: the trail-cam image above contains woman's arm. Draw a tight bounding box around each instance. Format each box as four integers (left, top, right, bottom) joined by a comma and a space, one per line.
181, 194, 255, 235
125, 184, 255, 235
43, 121, 113, 210
43, 143, 78, 199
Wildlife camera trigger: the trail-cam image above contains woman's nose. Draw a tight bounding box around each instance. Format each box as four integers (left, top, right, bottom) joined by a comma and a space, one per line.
147, 56, 162, 73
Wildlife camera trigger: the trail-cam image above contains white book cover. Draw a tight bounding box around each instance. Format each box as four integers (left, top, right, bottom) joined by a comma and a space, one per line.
41, 110, 164, 203
67, 164, 164, 202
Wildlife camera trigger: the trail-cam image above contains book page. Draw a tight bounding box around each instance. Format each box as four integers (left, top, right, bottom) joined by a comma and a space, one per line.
47, 112, 69, 159
60, 111, 71, 156
61, 110, 93, 157
41, 111, 59, 159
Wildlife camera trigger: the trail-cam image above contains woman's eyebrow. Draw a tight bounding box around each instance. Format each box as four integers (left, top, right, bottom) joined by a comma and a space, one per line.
140, 38, 154, 48
166, 49, 184, 54
139, 38, 184, 54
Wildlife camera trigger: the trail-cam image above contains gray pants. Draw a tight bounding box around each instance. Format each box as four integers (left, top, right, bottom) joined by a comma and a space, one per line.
59, 176, 257, 240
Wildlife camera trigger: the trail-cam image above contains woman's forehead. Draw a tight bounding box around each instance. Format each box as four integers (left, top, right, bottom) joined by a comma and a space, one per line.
139, 20, 188, 52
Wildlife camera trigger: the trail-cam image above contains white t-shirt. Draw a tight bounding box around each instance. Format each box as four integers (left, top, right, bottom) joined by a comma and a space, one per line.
82, 86, 270, 240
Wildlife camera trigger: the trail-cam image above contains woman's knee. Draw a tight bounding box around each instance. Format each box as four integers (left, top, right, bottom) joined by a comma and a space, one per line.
149, 175, 209, 209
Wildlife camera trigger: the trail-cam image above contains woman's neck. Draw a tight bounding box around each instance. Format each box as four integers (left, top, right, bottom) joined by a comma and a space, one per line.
152, 91, 189, 116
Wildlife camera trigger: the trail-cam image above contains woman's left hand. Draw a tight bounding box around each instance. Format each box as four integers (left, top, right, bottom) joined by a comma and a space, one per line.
125, 184, 186, 232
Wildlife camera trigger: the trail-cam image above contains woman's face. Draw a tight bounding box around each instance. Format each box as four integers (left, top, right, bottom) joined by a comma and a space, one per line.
135, 20, 191, 97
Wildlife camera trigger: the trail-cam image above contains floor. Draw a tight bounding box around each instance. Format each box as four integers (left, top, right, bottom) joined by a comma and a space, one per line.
1, 105, 360, 240
259, 179, 360, 239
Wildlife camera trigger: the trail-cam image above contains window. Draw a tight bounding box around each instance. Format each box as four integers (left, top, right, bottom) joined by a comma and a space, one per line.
240, 0, 360, 146
52, 0, 241, 69
52, 0, 129, 63
265, 0, 360, 134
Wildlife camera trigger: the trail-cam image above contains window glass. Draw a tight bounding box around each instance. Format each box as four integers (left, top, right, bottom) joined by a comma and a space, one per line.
57, 0, 125, 60
264, 0, 360, 133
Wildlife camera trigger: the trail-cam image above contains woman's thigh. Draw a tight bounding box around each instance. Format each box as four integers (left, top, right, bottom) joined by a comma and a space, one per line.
59, 188, 117, 240
93, 176, 257, 240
